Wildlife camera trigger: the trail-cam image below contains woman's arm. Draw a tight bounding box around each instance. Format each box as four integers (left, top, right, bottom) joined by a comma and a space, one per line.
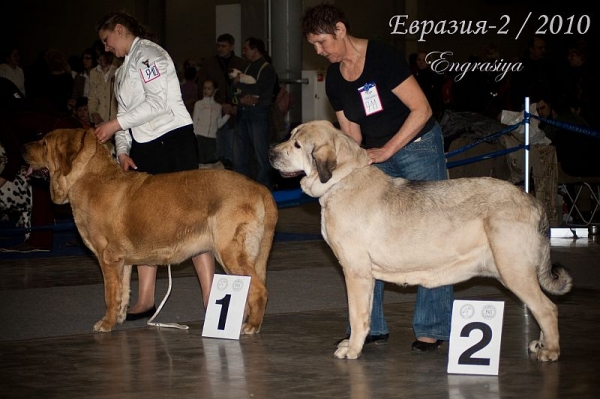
367, 75, 432, 163
336, 110, 363, 145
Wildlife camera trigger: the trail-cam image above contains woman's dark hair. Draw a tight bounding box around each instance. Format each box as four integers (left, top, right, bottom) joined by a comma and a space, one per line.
301, 2, 350, 38
95, 11, 156, 41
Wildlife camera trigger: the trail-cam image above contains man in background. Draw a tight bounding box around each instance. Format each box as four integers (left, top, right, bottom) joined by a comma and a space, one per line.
197, 34, 248, 169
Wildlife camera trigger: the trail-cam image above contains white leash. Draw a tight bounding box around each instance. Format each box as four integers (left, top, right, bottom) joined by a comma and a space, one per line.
146, 265, 189, 330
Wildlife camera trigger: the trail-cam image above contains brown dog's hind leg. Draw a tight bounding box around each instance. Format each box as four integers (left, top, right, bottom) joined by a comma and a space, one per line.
216, 199, 276, 335
217, 239, 269, 334
219, 248, 268, 334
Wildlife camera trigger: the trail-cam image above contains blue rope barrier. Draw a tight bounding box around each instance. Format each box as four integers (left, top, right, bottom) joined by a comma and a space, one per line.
446, 144, 527, 169
445, 107, 598, 171
445, 122, 522, 159
530, 113, 600, 140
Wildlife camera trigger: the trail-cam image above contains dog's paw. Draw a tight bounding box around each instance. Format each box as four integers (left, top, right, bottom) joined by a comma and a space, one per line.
241, 322, 261, 335
528, 339, 544, 353
93, 318, 114, 332
528, 339, 559, 361
334, 345, 361, 360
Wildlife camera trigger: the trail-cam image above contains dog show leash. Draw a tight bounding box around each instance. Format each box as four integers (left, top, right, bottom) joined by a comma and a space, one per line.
146, 265, 190, 330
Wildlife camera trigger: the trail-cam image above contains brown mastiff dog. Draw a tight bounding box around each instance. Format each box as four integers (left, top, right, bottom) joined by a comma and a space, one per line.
269, 120, 572, 362
23, 128, 278, 334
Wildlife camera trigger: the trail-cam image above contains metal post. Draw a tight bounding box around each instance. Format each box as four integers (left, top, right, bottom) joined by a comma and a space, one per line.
524, 97, 530, 194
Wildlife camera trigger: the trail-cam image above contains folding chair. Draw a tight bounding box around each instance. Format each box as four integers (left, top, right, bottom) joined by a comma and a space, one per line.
557, 163, 600, 226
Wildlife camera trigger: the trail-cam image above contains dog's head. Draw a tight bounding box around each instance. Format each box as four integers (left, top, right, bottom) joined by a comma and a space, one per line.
269, 120, 370, 197
22, 128, 100, 204
228, 68, 242, 79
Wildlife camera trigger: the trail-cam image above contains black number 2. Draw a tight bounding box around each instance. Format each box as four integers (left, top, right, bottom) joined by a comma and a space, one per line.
215, 294, 231, 330
458, 322, 492, 366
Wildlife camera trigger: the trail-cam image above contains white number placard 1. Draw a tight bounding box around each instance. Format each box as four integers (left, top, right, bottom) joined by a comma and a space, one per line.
447, 300, 505, 376
202, 274, 251, 340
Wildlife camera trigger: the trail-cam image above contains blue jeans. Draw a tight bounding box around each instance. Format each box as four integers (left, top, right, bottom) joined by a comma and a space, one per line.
348, 123, 454, 339
233, 106, 272, 190
216, 125, 233, 162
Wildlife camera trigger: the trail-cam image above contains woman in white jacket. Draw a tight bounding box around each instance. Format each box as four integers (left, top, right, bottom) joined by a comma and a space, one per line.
94, 11, 215, 320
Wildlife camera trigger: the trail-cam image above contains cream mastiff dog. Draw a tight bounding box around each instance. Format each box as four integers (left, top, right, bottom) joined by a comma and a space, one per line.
23, 128, 278, 334
269, 120, 572, 362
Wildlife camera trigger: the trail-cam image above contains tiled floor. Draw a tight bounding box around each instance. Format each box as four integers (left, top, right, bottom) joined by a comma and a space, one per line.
1, 202, 599, 398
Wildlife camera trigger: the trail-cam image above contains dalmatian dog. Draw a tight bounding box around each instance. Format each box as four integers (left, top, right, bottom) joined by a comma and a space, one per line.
0, 142, 33, 242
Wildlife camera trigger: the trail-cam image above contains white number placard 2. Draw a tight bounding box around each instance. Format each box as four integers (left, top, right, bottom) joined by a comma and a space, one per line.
447, 300, 505, 376
202, 274, 251, 340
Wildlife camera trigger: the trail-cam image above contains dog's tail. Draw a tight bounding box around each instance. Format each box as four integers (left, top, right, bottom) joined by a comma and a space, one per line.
538, 261, 573, 296
534, 203, 572, 296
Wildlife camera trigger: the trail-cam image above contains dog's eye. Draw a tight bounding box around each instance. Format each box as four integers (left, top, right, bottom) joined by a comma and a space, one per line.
294, 141, 301, 149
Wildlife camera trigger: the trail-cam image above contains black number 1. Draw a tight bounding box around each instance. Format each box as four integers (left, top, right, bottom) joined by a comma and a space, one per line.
215, 294, 231, 330
458, 322, 492, 366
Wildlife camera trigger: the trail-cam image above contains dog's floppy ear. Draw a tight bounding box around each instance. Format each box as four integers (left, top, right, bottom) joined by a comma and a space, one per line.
312, 143, 336, 183
49, 129, 88, 204
51, 130, 86, 177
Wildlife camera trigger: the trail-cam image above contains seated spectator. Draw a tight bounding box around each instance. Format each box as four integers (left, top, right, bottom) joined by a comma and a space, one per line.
534, 92, 600, 177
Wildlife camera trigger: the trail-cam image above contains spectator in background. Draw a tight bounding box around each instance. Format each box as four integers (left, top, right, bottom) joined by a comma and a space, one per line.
179, 58, 197, 84
193, 78, 230, 164
197, 34, 248, 169
180, 66, 199, 115
561, 38, 599, 130
58, 96, 93, 130
88, 50, 117, 126
69, 48, 97, 110
508, 35, 554, 111
0, 45, 26, 97
534, 91, 599, 177
36, 48, 73, 116
232, 37, 276, 190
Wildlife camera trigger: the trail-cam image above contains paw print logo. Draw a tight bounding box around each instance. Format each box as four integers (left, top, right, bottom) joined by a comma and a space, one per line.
217, 278, 228, 291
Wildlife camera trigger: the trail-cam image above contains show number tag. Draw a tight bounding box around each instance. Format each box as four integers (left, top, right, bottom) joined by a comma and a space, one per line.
447, 300, 505, 376
202, 274, 251, 340
358, 82, 383, 115
139, 61, 161, 83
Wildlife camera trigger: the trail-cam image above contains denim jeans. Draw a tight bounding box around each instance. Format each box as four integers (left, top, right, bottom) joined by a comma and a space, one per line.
233, 106, 273, 190
216, 125, 234, 162
347, 122, 454, 339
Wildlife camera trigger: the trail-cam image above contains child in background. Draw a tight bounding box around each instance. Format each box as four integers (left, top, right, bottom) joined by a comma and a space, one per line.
192, 79, 230, 164
73, 97, 93, 129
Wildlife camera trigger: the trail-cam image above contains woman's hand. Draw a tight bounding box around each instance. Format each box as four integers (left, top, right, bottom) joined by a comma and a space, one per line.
94, 119, 121, 144
366, 147, 392, 164
117, 153, 137, 171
